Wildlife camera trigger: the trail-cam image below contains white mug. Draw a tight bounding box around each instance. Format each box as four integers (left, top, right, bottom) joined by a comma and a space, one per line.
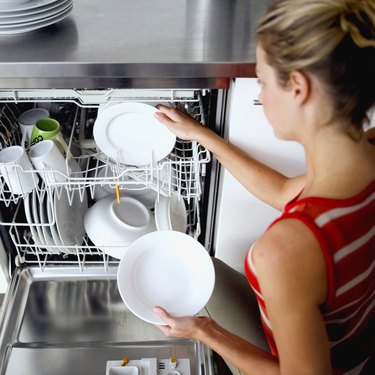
29, 140, 71, 185
18, 108, 50, 149
0, 146, 39, 195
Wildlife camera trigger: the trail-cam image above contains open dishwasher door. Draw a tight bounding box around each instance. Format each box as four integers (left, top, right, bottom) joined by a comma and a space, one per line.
0, 88, 219, 375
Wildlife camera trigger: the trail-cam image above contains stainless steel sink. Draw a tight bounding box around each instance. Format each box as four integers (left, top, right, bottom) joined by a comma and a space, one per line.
0, 267, 213, 375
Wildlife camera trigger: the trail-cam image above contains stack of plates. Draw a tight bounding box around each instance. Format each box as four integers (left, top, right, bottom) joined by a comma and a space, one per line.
0, 0, 73, 35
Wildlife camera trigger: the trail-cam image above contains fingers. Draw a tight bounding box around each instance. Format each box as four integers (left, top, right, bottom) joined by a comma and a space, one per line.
153, 306, 173, 325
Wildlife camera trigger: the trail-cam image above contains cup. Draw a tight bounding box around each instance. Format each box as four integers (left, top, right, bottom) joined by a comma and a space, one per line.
29, 140, 71, 185
18, 108, 50, 149
0, 146, 39, 195
30, 118, 70, 157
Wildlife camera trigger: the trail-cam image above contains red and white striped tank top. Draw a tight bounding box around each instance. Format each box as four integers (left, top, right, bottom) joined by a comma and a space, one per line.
245, 180, 375, 374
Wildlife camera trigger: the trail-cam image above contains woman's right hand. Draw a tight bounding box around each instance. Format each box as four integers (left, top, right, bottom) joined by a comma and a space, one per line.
154, 104, 207, 141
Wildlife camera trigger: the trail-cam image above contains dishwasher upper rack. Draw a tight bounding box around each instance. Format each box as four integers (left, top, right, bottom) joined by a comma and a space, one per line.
0, 92, 211, 209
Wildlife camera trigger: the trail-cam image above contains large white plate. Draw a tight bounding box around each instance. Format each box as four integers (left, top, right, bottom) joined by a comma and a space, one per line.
24, 192, 43, 248
39, 191, 61, 254
0, 2, 71, 34
117, 231, 215, 325
31, 189, 47, 249
93, 103, 176, 166
0, 0, 58, 12
53, 189, 88, 247
154, 194, 187, 233
46, 190, 70, 254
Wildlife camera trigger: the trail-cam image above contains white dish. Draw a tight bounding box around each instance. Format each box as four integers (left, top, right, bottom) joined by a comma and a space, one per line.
0, 0, 58, 12
31, 188, 47, 249
39, 191, 60, 254
0, 0, 69, 24
0, 2, 71, 34
46, 190, 69, 254
24, 192, 43, 248
0, 0, 64, 17
0, 0, 31, 7
53, 189, 88, 247
84, 196, 157, 259
117, 231, 215, 325
0, 0, 70, 27
155, 194, 187, 233
93, 103, 176, 165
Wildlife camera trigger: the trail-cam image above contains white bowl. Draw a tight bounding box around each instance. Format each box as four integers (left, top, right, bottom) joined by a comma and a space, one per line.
84, 196, 156, 259
117, 231, 215, 325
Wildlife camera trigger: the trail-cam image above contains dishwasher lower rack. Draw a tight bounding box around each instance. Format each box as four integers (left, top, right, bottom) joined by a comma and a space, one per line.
0, 92, 211, 271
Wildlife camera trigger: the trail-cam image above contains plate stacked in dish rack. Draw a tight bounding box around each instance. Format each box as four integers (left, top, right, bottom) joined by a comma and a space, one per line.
0, 0, 73, 35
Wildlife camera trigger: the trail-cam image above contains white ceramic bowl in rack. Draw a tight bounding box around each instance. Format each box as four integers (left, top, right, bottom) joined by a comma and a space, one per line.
84, 196, 157, 259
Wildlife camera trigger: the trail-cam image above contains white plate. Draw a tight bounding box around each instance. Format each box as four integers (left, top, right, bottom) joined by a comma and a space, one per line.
24, 192, 43, 248
46, 190, 69, 254
84, 196, 157, 259
93, 103, 176, 166
0, 2, 71, 34
0, 0, 58, 12
53, 189, 88, 247
0, 0, 70, 24
0, 0, 64, 17
155, 194, 187, 233
31, 188, 47, 248
117, 231, 215, 325
39, 191, 60, 254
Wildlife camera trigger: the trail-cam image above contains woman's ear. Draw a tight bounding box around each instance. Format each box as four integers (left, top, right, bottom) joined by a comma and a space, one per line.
289, 71, 310, 105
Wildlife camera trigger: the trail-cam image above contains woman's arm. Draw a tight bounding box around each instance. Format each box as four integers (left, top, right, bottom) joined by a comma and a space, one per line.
153, 306, 280, 375
154, 105, 305, 210
154, 219, 331, 374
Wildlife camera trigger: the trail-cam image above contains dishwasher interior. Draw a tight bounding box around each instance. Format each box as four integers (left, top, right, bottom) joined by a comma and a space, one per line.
0, 88, 218, 375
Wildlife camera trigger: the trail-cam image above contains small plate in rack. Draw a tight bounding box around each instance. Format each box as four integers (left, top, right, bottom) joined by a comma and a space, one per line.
39, 190, 61, 254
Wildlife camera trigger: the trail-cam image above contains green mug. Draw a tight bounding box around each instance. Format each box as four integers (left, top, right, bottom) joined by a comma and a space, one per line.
30, 118, 70, 157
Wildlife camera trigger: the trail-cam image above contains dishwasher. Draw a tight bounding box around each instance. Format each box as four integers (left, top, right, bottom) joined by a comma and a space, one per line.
0, 1, 274, 373
0, 88, 221, 375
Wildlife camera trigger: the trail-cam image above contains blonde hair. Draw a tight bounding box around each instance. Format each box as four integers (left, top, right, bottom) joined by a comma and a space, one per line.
256, 0, 375, 128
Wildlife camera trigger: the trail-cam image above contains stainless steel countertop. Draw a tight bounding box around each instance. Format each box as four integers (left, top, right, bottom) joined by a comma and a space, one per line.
0, 0, 272, 88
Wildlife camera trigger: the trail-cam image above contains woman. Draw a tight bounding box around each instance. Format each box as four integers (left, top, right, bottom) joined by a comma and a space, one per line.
153, 0, 375, 374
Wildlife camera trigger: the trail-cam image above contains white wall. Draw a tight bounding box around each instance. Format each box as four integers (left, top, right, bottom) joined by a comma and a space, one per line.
213, 78, 306, 273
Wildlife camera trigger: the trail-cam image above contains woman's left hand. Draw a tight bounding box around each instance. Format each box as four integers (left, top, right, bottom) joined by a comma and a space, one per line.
153, 306, 211, 340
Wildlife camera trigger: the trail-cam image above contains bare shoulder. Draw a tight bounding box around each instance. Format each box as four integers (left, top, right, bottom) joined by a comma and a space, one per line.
252, 218, 327, 306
